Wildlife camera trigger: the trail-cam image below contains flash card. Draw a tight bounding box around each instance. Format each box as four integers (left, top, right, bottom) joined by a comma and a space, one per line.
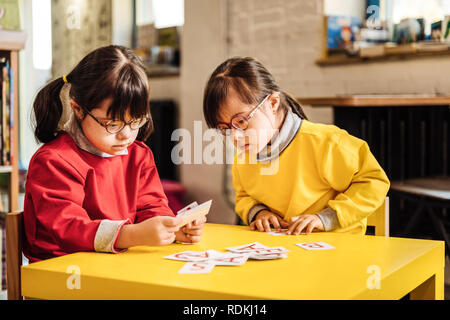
249, 253, 287, 260
266, 229, 288, 236
164, 250, 223, 262
176, 200, 212, 228
249, 247, 290, 254
296, 242, 335, 250
212, 253, 249, 266
178, 261, 215, 274
225, 242, 269, 253
177, 201, 199, 216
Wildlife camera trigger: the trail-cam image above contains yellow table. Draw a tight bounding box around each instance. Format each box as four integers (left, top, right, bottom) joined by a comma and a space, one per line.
21, 223, 445, 300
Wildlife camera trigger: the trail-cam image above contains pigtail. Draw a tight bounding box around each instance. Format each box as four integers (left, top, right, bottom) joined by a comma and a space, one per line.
281, 90, 308, 120
32, 77, 66, 143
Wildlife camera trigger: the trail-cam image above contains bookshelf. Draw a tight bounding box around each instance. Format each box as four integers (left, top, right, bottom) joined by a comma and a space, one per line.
0, 30, 26, 215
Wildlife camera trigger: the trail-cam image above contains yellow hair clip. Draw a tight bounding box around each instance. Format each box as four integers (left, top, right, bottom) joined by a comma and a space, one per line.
63, 75, 68, 84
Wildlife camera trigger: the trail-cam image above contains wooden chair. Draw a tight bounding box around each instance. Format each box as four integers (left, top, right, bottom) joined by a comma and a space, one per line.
5, 211, 23, 300
367, 197, 390, 237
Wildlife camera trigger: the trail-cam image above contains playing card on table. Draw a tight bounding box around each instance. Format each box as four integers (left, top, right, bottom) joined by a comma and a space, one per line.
248, 247, 290, 254
212, 253, 249, 266
266, 229, 288, 236
296, 242, 335, 250
248, 253, 287, 260
178, 261, 215, 274
164, 250, 223, 262
225, 242, 269, 253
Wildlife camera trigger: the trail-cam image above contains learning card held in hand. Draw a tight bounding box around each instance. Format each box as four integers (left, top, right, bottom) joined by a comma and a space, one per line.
176, 200, 212, 228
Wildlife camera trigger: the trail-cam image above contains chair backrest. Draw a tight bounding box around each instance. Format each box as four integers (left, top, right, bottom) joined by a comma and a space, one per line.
5, 211, 23, 300
367, 197, 389, 237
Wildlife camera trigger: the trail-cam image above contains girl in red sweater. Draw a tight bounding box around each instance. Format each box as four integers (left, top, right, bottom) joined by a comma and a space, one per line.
24, 45, 205, 262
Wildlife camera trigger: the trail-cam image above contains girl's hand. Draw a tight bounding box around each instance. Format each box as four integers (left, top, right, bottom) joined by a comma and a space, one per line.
175, 216, 207, 243
286, 214, 324, 235
117, 215, 182, 248
250, 210, 289, 232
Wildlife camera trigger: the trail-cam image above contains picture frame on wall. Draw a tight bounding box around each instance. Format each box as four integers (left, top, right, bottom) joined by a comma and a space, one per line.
0, 0, 20, 31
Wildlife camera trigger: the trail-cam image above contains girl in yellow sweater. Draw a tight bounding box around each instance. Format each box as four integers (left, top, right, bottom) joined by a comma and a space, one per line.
203, 57, 390, 235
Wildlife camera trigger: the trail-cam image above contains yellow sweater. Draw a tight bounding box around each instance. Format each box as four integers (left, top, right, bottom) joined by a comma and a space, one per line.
232, 120, 390, 235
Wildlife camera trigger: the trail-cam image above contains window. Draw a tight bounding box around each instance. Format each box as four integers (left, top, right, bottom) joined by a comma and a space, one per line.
133, 0, 183, 76
135, 0, 184, 28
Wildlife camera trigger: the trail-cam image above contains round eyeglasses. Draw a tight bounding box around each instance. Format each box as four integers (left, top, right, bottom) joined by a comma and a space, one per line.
216, 94, 270, 136
83, 108, 150, 134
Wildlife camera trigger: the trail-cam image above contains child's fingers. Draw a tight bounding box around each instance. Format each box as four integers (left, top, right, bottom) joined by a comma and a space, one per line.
306, 222, 316, 235
269, 216, 280, 230
162, 216, 182, 228
287, 218, 302, 234
294, 218, 311, 235
290, 216, 300, 223
188, 235, 201, 243
262, 219, 271, 232
185, 228, 203, 236
255, 219, 265, 232
166, 226, 180, 233
185, 223, 203, 231
277, 217, 289, 228
250, 221, 256, 230
161, 233, 176, 245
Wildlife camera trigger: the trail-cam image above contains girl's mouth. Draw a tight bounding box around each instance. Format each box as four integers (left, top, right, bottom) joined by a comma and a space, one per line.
112, 144, 128, 149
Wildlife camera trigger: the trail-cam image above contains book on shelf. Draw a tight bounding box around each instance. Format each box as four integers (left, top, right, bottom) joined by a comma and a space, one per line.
383, 43, 416, 55
0, 58, 13, 167
357, 43, 385, 58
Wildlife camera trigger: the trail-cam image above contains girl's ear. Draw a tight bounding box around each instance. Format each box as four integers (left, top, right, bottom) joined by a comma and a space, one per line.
269, 92, 281, 114
69, 99, 85, 120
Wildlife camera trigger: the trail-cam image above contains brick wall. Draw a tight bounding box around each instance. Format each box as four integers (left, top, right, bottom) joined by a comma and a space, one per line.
227, 0, 450, 104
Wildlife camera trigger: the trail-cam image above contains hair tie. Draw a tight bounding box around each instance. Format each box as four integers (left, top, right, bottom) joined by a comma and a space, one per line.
62, 75, 68, 84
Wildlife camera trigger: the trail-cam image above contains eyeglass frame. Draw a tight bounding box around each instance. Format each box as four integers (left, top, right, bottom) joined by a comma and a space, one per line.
81, 106, 150, 134
216, 93, 272, 136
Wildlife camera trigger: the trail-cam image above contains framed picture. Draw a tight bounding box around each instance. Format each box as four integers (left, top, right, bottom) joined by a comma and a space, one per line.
0, 0, 20, 31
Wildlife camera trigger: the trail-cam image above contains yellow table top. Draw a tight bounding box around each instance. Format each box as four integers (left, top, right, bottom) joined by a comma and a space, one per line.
21, 223, 445, 300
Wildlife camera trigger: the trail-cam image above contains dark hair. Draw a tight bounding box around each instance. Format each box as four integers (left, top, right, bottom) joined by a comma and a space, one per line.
32, 45, 153, 143
203, 57, 307, 129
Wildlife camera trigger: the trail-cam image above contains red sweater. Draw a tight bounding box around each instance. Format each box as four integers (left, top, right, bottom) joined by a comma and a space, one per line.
23, 132, 174, 262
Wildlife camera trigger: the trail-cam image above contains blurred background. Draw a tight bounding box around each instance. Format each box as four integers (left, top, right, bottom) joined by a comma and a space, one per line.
0, 0, 449, 297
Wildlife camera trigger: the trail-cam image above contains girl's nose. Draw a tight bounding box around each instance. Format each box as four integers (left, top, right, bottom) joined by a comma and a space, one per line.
116, 124, 132, 139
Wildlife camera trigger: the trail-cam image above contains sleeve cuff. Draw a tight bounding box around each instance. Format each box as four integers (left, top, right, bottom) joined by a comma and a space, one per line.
94, 219, 130, 253
247, 204, 269, 225
316, 207, 340, 231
